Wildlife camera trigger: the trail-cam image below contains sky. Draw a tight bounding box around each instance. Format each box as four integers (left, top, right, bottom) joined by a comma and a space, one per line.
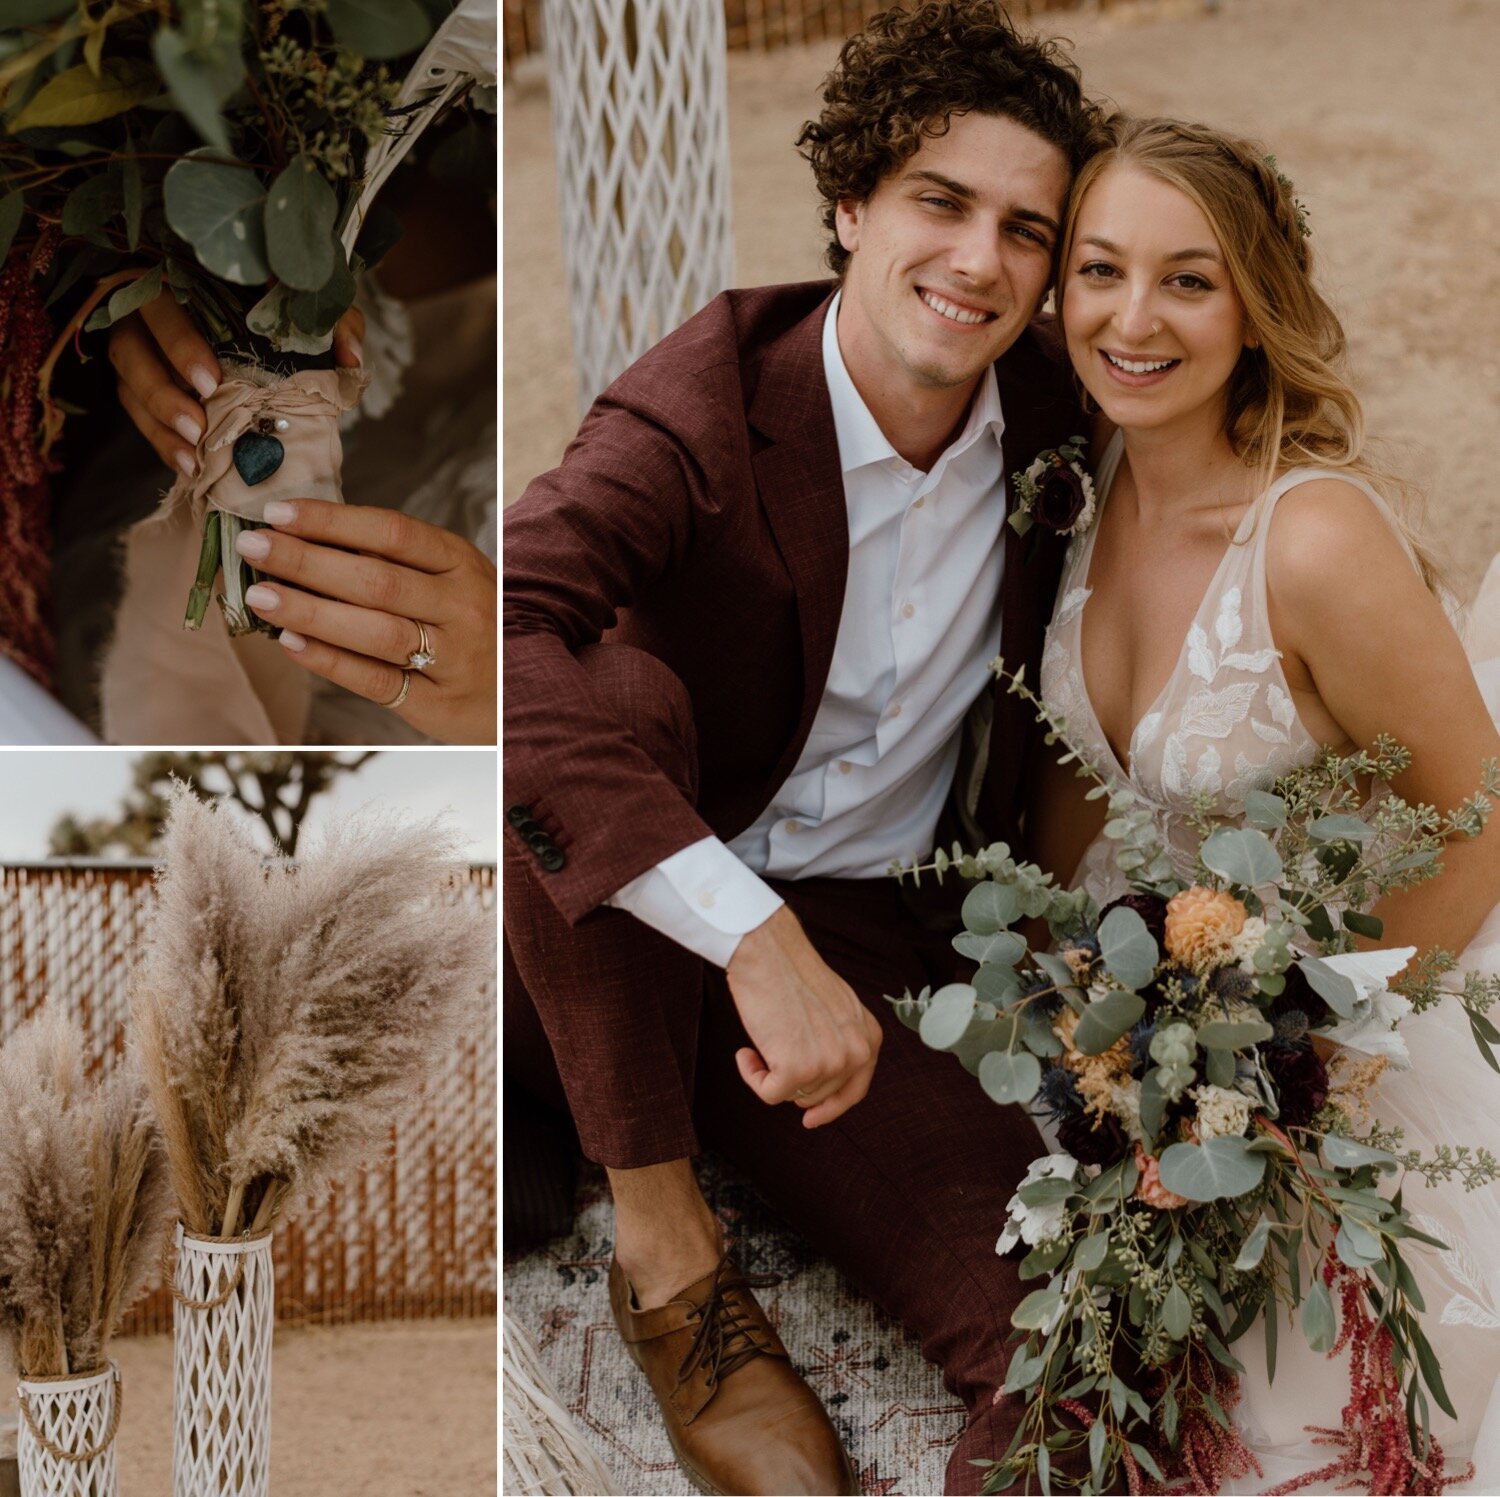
0, 750, 497, 861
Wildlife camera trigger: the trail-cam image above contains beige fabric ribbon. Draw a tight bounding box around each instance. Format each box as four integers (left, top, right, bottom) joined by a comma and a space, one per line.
154, 364, 367, 524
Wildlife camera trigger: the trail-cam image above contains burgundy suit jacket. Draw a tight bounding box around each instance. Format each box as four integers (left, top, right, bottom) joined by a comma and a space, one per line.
504, 281, 1080, 925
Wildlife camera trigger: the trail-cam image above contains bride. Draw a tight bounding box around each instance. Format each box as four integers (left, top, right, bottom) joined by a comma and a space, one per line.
1031, 115, 1500, 1491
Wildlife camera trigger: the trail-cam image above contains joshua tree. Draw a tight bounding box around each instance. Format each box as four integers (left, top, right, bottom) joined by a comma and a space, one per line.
48, 752, 377, 858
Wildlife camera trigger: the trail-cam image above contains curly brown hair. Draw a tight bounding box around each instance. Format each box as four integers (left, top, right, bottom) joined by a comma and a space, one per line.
797, 1, 1103, 276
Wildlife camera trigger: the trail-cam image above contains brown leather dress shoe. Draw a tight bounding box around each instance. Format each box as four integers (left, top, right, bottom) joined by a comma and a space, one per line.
610, 1255, 860, 1495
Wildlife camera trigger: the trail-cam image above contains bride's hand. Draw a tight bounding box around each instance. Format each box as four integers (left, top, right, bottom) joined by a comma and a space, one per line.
233, 499, 497, 745
106, 293, 365, 475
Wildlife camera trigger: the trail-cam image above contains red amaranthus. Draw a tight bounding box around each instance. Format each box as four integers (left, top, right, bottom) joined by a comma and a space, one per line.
0, 228, 61, 689
1262, 1260, 1473, 1496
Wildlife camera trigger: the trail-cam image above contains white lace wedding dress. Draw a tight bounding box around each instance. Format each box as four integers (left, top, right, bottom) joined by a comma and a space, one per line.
1041, 434, 1500, 1492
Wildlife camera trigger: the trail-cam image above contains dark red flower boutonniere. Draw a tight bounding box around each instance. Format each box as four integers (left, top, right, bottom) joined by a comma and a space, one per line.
1009, 436, 1096, 539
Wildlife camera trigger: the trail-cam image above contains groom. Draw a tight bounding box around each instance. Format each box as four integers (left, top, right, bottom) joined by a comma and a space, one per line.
505, 3, 1102, 1492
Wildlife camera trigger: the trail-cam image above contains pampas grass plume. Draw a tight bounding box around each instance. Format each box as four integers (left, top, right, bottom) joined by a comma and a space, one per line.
132, 784, 491, 1236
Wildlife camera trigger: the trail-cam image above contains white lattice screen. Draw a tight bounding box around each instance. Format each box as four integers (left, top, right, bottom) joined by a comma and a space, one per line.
544, 0, 735, 412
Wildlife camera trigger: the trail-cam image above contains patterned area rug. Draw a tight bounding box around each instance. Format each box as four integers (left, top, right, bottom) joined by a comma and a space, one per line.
503, 1159, 965, 1495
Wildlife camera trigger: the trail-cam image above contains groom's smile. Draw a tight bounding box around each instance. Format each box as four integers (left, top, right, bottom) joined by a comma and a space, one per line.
832, 111, 1070, 413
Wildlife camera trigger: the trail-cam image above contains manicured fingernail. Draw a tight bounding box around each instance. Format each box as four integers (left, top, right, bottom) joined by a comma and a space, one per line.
278, 629, 307, 652
244, 584, 278, 613
175, 451, 197, 479
173, 413, 203, 445
262, 500, 296, 526
189, 364, 218, 399
235, 531, 270, 559
341, 336, 363, 367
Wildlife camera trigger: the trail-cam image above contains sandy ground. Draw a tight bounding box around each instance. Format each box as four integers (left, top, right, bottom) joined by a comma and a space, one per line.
502, 0, 1500, 600
1, 1320, 496, 1496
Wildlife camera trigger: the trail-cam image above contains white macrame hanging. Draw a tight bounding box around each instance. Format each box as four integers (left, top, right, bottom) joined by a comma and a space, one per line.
543, 0, 735, 412
15, 1363, 120, 1497
171, 1228, 275, 1497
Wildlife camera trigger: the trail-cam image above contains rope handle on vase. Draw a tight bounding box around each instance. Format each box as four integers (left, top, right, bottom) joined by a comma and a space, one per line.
160, 1221, 272, 1312
16, 1364, 122, 1464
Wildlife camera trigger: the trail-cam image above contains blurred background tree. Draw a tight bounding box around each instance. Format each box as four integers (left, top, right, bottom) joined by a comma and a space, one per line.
48, 752, 377, 857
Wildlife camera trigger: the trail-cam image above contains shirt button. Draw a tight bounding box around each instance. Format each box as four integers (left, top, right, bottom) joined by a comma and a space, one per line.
697, 890, 716, 909
913, 497, 925, 509
837, 761, 852, 775
785, 819, 803, 833
901, 602, 915, 619
889, 703, 902, 719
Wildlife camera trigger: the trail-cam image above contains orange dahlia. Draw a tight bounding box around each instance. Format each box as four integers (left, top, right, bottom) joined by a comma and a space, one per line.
1164, 886, 1248, 968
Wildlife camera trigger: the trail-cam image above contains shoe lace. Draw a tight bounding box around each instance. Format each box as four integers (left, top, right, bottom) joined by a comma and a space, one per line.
677, 1253, 781, 1388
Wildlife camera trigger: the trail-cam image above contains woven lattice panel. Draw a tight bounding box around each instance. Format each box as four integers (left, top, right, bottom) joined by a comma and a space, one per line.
16, 1365, 120, 1496
172, 1231, 273, 1497
0, 864, 497, 1332
544, 0, 735, 411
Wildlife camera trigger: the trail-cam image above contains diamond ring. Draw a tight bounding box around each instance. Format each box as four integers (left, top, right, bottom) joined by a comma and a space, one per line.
407, 620, 436, 672
379, 670, 412, 710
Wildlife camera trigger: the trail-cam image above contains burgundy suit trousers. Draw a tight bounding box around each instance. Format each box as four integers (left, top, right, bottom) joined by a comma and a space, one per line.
503, 644, 1060, 1495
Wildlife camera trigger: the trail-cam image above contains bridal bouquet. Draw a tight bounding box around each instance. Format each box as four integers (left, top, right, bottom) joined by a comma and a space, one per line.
890, 668, 1500, 1495
0, 0, 474, 635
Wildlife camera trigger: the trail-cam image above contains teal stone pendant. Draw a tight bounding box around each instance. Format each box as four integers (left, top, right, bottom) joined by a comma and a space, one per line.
233, 430, 284, 486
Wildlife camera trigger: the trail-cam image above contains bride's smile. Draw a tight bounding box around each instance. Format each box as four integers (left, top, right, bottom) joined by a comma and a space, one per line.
1061, 162, 1257, 439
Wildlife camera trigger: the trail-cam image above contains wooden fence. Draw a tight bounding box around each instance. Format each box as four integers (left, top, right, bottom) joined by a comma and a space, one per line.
0, 861, 497, 1333
504, 0, 1094, 70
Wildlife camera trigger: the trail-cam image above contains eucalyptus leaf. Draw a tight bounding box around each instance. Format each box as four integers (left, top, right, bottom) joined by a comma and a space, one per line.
164, 150, 268, 283
1321, 1133, 1399, 1171
1343, 910, 1384, 940
152, 25, 241, 152
103, 262, 163, 325
1200, 827, 1284, 888
1161, 1283, 1192, 1340
1308, 813, 1373, 845
972, 962, 1020, 1005
1012, 1288, 1063, 1331
953, 929, 1027, 967
1301, 1277, 1335, 1354
1088, 1417, 1106, 1488
1157, 1136, 1267, 1202
918, 983, 977, 1051
1411, 1322, 1458, 1418
962, 880, 1023, 934
1205, 1046, 1235, 1088
1196, 1018, 1274, 1050
1032, 951, 1079, 993
324, 0, 431, 58
265, 152, 337, 290
11, 57, 158, 130
1335, 1218, 1383, 1268
1243, 790, 1288, 829
978, 1048, 1041, 1106
1097, 905, 1158, 990
1233, 1218, 1271, 1271
61, 172, 120, 244
0, 191, 23, 265
246, 280, 335, 354
1073, 990, 1146, 1056
1073, 1232, 1110, 1273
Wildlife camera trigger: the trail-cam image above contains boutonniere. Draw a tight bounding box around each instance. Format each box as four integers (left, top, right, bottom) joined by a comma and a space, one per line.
1009, 436, 1096, 538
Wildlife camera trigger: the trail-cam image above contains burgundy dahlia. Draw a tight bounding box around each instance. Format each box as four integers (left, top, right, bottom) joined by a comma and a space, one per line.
1101, 892, 1169, 948
1265, 1042, 1328, 1128
1034, 463, 1089, 532
1057, 1108, 1130, 1167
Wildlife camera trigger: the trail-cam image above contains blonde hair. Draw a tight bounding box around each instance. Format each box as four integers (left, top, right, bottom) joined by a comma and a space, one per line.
1058, 114, 1441, 590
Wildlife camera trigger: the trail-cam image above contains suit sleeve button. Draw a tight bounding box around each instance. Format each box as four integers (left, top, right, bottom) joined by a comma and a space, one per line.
540, 848, 566, 872
506, 805, 533, 827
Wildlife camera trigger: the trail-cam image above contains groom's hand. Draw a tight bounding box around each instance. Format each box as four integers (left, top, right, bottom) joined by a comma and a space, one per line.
726, 906, 883, 1129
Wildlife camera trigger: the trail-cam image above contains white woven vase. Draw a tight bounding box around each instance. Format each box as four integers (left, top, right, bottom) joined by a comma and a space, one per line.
171, 1226, 274, 1497
16, 1363, 120, 1497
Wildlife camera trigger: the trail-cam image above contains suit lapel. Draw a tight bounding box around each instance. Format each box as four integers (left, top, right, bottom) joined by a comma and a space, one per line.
748, 293, 849, 790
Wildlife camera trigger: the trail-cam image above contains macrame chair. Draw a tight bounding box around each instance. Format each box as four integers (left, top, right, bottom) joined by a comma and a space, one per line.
542, 0, 735, 412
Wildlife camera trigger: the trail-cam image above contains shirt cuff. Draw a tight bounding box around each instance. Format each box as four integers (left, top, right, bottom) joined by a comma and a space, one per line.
606, 836, 785, 968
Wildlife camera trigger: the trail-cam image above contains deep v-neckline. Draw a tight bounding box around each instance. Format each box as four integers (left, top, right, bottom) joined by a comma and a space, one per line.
1074, 435, 1260, 778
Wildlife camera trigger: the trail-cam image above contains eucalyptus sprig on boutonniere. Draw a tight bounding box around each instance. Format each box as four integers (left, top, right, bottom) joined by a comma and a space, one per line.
1010, 435, 1096, 539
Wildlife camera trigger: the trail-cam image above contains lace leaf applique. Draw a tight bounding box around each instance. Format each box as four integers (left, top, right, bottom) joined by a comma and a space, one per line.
1175, 681, 1260, 739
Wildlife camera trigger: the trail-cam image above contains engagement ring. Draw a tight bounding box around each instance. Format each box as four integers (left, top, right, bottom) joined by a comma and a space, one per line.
407, 620, 436, 672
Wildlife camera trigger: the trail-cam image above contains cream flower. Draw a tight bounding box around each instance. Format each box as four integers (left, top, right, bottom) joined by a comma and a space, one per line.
1190, 1083, 1253, 1141
995, 1153, 1080, 1256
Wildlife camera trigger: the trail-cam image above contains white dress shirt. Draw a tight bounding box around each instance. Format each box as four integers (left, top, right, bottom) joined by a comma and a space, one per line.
606, 292, 1010, 966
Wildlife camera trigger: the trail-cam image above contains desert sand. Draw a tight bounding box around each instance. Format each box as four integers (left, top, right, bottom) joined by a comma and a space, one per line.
503, 0, 1500, 599
2, 1320, 496, 1496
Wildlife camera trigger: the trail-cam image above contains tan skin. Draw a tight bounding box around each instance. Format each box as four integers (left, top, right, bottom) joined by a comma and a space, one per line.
1032, 163, 1500, 962
106, 176, 497, 744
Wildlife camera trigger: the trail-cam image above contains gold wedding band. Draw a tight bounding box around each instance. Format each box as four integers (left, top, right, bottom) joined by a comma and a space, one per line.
379, 670, 412, 710
407, 619, 436, 672
795, 1088, 812, 1099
